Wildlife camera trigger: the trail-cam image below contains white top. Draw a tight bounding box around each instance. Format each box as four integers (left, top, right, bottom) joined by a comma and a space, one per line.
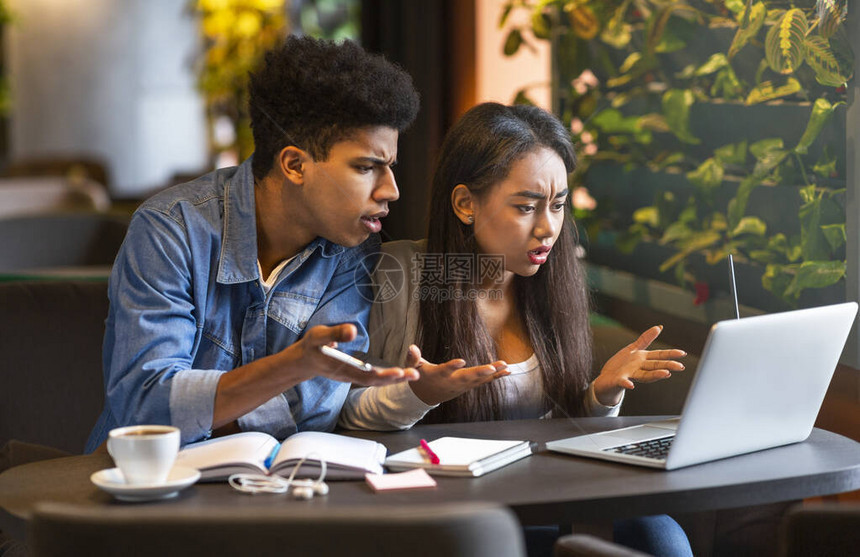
338, 240, 622, 431
500, 353, 544, 420
257, 256, 297, 293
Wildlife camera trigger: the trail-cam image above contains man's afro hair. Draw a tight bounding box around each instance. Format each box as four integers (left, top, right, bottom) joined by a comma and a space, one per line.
249, 36, 420, 179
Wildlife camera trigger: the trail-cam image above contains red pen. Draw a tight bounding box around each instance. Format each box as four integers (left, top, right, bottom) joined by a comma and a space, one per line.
419, 438, 440, 465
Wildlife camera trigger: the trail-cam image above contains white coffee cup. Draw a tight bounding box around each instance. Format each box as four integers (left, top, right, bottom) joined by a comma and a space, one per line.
107, 425, 180, 485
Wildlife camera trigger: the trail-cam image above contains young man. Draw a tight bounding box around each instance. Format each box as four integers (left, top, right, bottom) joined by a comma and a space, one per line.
85, 36, 421, 452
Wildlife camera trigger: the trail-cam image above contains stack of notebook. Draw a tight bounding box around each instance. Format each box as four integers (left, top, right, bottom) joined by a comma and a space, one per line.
385, 437, 533, 477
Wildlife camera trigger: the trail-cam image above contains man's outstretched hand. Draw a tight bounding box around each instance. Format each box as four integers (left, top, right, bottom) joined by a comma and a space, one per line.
300, 324, 420, 386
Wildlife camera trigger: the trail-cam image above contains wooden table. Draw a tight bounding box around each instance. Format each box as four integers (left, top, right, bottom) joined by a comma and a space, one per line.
2, 417, 859, 541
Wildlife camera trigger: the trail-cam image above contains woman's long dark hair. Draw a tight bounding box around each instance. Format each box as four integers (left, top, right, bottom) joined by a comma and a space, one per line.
418, 102, 593, 423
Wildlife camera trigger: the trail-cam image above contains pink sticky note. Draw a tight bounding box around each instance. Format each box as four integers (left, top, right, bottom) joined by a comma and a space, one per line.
365, 468, 438, 492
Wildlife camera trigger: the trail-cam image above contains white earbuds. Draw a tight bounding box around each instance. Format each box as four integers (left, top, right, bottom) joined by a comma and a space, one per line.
228, 452, 328, 500
288, 478, 329, 500
291, 485, 314, 500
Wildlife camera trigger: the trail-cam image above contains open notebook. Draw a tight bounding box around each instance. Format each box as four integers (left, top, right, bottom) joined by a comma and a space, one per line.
175, 431, 387, 480
547, 302, 858, 470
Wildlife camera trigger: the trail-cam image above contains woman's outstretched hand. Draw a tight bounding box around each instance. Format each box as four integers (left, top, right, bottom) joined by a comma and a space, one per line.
403, 344, 509, 406
592, 325, 686, 407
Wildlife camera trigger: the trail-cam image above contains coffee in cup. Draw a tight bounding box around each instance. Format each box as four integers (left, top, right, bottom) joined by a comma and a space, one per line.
107, 425, 180, 485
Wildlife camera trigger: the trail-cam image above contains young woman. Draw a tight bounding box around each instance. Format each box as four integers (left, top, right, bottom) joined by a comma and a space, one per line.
340, 102, 686, 429
339, 102, 692, 557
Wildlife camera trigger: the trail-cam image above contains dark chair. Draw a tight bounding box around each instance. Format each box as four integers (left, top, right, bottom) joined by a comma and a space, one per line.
0, 281, 108, 454
554, 535, 651, 557
546, 502, 860, 557
0, 212, 128, 275
2, 156, 111, 190
781, 503, 860, 557
0, 176, 111, 218
27, 501, 529, 557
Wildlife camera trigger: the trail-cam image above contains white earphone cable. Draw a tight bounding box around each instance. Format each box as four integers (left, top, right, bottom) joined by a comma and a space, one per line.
228, 452, 327, 496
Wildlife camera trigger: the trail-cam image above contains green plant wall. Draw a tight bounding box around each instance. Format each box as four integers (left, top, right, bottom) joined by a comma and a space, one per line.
501, 0, 852, 309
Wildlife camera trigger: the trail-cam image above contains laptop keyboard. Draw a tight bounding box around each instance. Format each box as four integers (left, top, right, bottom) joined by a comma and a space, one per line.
605, 435, 674, 460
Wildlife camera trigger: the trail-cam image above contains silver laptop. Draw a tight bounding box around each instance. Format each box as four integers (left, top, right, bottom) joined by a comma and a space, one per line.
547, 302, 858, 470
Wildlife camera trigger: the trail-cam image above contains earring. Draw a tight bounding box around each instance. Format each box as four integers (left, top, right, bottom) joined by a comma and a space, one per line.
467, 215, 474, 224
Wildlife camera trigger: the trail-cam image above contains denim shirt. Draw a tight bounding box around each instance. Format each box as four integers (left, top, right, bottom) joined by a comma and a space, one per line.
86, 159, 378, 451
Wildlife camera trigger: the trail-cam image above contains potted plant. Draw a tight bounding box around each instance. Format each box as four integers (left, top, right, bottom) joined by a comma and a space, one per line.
190, 0, 360, 168
191, 0, 289, 166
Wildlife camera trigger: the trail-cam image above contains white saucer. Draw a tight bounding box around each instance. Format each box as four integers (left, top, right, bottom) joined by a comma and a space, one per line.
91, 466, 201, 502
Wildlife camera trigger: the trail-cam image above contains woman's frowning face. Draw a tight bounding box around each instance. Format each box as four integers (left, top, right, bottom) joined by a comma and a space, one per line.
469, 147, 568, 280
